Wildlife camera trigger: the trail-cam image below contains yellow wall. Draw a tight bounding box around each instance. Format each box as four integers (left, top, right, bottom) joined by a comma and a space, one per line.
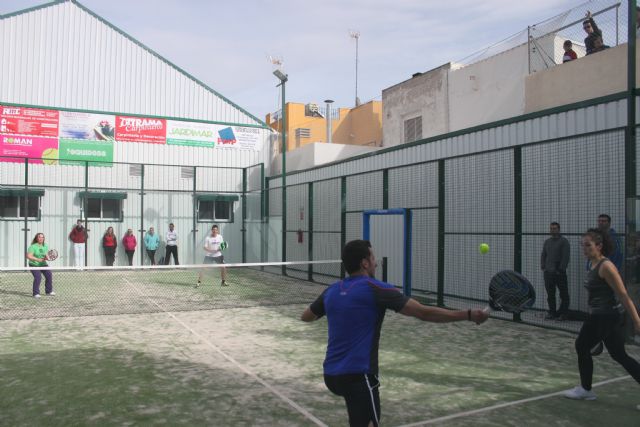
266, 101, 382, 152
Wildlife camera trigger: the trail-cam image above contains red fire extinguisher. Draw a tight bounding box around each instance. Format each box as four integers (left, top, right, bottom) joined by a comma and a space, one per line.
297, 229, 304, 243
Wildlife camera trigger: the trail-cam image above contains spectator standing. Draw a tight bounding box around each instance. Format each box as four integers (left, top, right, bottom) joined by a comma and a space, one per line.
562, 40, 577, 63
596, 214, 622, 272
122, 228, 137, 266
69, 219, 88, 267
102, 226, 117, 266
541, 222, 571, 320
583, 11, 602, 56
144, 226, 159, 265
164, 223, 179, 265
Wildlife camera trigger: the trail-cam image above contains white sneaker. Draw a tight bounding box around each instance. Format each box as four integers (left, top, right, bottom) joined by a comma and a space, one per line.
33, 294, 41, 298
46, 292, 56, 296
563, 386, 596, 400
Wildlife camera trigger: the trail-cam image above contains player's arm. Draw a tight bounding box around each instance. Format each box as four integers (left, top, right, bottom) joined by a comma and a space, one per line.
601, 262, 640, 333
400, 299, 488, 324
301, 290, 327, 322
26, 250, 44, 263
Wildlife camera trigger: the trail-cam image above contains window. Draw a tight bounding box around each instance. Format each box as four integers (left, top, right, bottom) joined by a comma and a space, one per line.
404, 116, 422, 143
0, 188, 43, 220
79, 192, 126, 221
196, 194, 238, 222
0, 194, 41, 219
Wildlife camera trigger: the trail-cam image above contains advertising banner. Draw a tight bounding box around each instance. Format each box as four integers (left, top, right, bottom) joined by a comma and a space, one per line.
59, 111, 115, 140
166, 120, 216, 147
0, 134, 59, 164
58, 138, 114, 164
116, 116, 166, 144
0, 106, 59, 137
214, 125, 261, 150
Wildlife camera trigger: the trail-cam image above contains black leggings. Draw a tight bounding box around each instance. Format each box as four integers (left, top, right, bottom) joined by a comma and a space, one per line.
324, 374, 380, 427
575, 312, 640, 390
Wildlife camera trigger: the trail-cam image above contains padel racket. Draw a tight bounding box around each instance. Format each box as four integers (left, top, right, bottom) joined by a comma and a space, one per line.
46, 249, 59, 261
220, 241, 228, 251
487, 270, 535, 314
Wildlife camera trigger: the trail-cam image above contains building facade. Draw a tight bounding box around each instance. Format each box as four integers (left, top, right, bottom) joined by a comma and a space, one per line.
0, 0, 271, 267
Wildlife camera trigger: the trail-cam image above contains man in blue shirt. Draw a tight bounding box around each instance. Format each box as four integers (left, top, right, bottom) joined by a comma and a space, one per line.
301, 240, 489, 427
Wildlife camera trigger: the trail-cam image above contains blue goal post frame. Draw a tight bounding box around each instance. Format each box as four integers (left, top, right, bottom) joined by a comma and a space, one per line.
362, 208, 412, 296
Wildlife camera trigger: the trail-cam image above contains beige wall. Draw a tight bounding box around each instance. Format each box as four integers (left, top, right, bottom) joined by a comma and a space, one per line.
525, 43, 639, 113
266, 101, 382, 151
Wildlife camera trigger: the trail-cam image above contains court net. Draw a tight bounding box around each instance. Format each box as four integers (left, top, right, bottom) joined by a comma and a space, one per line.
0, 261, 341, 320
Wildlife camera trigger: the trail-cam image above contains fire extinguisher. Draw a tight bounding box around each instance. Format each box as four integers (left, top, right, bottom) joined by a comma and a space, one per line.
297, 229, 304, 243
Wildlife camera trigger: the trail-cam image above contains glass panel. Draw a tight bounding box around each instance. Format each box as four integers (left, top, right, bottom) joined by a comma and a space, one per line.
86, 198, 101, 219
19, 196, 40, 219
102, 199, 121, 220
214, 201, 231, 220
198, 200, 214, 221
0, 196, 19, 218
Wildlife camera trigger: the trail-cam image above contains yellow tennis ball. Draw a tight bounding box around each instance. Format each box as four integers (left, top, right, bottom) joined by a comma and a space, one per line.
479, 243, 490, 254
41, 148, 59, 165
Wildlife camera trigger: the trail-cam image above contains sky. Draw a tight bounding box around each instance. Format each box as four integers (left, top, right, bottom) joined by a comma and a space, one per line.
0, 0, 581, 122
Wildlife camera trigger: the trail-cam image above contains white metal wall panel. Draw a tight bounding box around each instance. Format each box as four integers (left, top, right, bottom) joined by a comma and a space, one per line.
0, 2, 263, 127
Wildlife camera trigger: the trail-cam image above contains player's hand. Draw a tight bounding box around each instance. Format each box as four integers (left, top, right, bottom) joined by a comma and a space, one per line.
471, 309, 489, 325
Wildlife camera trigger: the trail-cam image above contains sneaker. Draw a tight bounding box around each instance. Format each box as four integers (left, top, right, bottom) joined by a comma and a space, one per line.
545, 313, 557, 320
46, 292, 56, 296
33, 294, 41, 298
563, 386, 597, 400
221, 280, 228, 287
195, 281, 201, 288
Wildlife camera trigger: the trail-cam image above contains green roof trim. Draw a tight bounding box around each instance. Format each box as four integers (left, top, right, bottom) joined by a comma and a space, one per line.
0, 188, 45, 197
195, 193, 239, 202
78, 191, 127, 200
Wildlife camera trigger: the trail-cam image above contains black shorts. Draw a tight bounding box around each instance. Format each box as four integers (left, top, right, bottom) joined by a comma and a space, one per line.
324, 373, 380, 427
203, 255, 224, 264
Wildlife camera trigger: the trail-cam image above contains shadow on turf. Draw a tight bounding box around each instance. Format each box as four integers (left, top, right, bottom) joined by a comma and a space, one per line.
0, 347, 316, 426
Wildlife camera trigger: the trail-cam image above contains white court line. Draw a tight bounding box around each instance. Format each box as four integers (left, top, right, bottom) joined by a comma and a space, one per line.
122, 276, 328, 427
395, 375, 632, 427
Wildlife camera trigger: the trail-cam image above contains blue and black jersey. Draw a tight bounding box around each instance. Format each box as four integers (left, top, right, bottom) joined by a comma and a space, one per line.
309, 275, 409, 376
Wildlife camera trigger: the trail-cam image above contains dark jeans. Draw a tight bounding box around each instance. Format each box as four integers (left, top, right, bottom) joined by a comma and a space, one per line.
146, 249, 156, 265
125, 250, 135, 266
575, 312, 640, 390
104, 246, 116, 266
30, 269, 53, 295
325, 374, 380, 427
164, 245, 179, 265
543, 270, 569, 315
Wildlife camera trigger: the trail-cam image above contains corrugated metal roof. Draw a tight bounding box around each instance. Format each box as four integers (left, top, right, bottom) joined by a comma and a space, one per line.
0, 0, 267, 127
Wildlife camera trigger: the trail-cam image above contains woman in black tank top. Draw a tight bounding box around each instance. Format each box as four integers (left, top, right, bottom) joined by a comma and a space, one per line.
563, 229, 640, 405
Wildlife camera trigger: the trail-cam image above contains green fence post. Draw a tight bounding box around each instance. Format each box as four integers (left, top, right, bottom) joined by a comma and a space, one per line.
437, 159, 445, 307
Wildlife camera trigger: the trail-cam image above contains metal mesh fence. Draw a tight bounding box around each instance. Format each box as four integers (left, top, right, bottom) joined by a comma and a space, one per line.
459, 0, 627, 73
0, 262, 338, 320
266, 125, 632, 333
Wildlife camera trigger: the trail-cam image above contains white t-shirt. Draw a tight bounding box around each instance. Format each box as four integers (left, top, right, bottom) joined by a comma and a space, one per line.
166, 230, 178, 246
205, 234, 223, 257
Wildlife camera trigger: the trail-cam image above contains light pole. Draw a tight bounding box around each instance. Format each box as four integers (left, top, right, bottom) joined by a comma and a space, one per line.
349, 30, 360, 106
273, 69, 288, 271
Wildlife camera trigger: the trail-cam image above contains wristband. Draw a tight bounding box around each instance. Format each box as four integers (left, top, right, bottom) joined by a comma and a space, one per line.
467, 309, 471, 321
